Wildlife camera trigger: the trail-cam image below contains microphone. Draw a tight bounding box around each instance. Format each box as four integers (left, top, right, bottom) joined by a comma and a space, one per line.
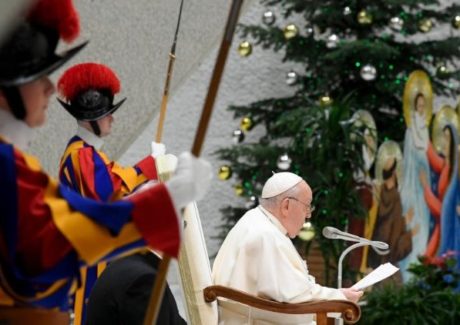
324, 226, 390, 289
322, 226, 389, 252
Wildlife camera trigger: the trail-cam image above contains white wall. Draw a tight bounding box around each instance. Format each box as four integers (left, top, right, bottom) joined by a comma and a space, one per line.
119, 1, 299, 258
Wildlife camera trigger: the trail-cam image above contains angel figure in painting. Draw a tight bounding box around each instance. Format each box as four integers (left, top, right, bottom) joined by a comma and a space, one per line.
398, 70, 433, 281
419, 106, 459, 258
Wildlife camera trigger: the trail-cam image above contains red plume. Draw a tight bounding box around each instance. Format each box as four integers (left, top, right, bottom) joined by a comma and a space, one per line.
28, 0, 80, 43
58, 63, 121, 102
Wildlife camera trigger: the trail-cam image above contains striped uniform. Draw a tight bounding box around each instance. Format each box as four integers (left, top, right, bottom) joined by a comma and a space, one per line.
0, 138, 180, 311
59, 135, 158, 324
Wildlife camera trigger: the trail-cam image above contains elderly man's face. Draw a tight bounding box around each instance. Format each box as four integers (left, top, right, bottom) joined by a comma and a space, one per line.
283, 181, 313, 238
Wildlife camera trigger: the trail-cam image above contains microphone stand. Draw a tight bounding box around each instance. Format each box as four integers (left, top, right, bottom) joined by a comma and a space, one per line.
336, 236, 388, 288
334, 236, 387, 325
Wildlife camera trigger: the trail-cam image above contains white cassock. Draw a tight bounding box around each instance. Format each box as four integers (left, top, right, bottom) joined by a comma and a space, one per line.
212, 206, 346, 325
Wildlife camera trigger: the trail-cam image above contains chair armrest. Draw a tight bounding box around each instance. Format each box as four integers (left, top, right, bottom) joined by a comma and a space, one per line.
204, 285, 360, 324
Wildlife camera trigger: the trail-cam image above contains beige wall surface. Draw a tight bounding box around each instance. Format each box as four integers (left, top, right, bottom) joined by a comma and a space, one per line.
29, 0, 255, 174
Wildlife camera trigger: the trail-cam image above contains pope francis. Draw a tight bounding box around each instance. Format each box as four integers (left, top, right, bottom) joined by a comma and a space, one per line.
212, 172, 363, 324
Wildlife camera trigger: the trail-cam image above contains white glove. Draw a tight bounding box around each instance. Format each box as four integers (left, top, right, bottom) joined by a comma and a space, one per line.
166, 152, 212, 210
151, 142, 166, 158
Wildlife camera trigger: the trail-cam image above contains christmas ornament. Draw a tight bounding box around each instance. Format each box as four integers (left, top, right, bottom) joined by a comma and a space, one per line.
237, 41, 252, 57
298, 222, 315, 241
245, 195, 258, 209
436, 64, 449, 78
357, 9, 373, 25
286, 70, 298, 85
283, 24, 299, 40
389, 16, 404, 31
343, 6, 352, 16
360, 64, 377, 81
277, 153, 292, 170
418, 18, 433, 33
319, 95, 333, 106
240, 116, 253, 131
305, 24, 314, 37
326, 34, 339, 49
232, 129, 245, 144
452, 15, 460, 29
234, 183, 244, 196
262, 10, 276, 25
218, 165, 232, 180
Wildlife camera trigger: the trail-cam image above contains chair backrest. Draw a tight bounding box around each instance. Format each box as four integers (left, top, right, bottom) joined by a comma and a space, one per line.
176, 202, 219, 325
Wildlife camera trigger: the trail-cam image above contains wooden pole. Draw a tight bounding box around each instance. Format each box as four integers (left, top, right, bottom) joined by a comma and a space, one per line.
143, 1, 184, 324
144, 1, 244, 324
154, 0, 184, 143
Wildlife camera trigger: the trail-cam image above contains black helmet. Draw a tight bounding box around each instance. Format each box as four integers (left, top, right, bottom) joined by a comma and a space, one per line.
57, 63, 126, 135
0, 0, 86, 120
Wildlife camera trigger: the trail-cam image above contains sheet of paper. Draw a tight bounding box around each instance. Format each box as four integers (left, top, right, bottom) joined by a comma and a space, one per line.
352, 262, 399, 290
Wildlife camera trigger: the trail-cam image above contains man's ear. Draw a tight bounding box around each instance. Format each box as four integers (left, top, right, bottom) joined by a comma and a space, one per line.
279, 197, 290, 219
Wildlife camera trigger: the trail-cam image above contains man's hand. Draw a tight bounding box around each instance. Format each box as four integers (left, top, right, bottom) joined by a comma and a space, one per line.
339, 288, 363, 303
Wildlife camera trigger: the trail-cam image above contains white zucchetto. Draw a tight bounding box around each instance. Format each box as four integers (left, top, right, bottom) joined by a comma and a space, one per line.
261, 172, 302, 198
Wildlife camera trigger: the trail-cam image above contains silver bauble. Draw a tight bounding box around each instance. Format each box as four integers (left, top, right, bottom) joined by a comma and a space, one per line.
343, 6, 352, 16
232, 129, 245, 144
360, 64, 377, 81
277, 153, 292, 170
326, 34, 339, 49
286, 70, 298, 85
389, 16, 404, 31
262, 10, 276, 26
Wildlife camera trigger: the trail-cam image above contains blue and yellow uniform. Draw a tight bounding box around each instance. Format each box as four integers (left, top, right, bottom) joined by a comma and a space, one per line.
0, 135, 180, 310
59, 129, 160, 324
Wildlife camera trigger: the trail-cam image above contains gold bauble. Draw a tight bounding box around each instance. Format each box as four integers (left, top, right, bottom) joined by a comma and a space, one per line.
237, 41, 252, 57
298, 222, 315, 241
418, 18, 433, 33
319, 95, 333, 106
357, 9, 373, 25
452, 15, 460, 29
218, 165, 232, 180
234, 183, 244, 196
240, 116, 254, 131
283, 24, 299, 40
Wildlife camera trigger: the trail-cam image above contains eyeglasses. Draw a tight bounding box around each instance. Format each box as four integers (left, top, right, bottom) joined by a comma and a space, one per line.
287, 197, 315, 213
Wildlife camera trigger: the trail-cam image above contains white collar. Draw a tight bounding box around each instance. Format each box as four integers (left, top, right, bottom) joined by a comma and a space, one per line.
76, 124, 104, 150
0, 109, 35, 151
258, 205, 288, 236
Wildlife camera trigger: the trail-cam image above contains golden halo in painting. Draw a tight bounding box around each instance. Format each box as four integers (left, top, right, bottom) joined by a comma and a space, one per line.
432, 105, 459, 154
402, 70, 433, 127
374, 140, 403, 184
352, 110, 378, 168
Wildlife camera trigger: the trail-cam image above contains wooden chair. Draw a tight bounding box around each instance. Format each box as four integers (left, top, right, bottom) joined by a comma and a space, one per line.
176, 203, 361, 325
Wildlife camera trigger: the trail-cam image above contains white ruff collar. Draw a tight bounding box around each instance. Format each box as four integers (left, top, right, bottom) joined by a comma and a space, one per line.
76, 124, 104, 150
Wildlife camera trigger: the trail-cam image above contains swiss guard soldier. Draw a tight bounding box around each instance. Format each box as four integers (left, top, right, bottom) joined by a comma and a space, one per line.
0, 0, 212, 323
56, 62, 176, 324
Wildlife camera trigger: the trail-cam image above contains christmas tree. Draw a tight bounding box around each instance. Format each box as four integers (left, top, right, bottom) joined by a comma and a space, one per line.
216, 0, 460, 285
